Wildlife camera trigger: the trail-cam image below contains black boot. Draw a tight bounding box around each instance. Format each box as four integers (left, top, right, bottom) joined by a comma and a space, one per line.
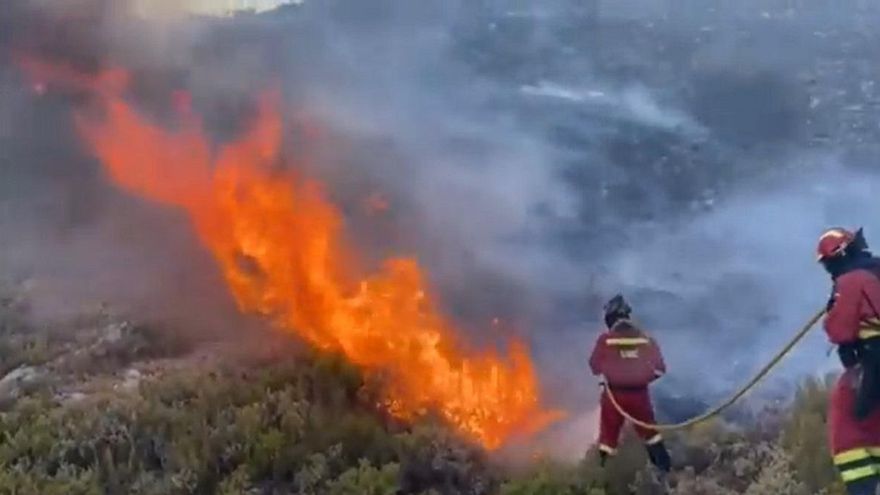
646, 442, 672, 473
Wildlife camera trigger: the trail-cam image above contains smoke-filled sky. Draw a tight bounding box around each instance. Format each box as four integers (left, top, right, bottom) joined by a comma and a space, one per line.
4, 0, 880, 456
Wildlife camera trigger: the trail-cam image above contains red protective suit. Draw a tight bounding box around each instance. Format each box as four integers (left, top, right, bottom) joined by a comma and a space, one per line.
825, 266, 880, 492
589, 321, 666, 455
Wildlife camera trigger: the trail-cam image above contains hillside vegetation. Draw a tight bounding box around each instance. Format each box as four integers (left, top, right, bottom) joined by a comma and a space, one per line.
0, 286, 845, 494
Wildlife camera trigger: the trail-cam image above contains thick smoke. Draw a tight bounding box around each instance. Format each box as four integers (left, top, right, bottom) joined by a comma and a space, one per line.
4, 0, 880, 459
0, 0, 259, 338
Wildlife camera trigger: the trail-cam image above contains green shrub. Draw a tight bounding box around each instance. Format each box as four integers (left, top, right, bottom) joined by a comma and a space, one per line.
0, 353, 395, 493
324, 459, 399, 495
500, 460, 604, 495
0, 289, 861, 495
395, 423, 497, 495
0, 349, 505, 494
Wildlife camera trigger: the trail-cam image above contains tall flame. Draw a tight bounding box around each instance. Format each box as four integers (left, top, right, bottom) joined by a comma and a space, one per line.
28, 60, 563, 448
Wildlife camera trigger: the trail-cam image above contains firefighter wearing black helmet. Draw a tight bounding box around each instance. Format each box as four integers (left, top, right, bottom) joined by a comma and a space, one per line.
589, 294, 671, 473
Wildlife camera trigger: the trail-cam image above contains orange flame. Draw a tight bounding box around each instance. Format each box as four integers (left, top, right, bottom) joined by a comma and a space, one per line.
33, 62, 563, 448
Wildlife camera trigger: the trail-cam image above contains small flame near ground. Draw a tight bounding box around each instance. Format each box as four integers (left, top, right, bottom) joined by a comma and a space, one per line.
18, 57, 566, 449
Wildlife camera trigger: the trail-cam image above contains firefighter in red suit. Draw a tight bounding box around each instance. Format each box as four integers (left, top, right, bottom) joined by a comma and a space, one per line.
589, 294, 671, 472
819, 227, 880, 495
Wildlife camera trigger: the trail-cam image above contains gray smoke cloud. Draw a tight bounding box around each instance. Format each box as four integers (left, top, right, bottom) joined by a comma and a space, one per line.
3, 0, 880, 458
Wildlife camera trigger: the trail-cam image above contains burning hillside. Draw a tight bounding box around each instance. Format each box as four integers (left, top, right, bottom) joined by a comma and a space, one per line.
16, 56, 563, 449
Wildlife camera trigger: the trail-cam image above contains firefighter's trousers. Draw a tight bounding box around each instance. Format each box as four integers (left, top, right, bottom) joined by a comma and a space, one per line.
830, 367, 880, 494
598, 386, 663, 454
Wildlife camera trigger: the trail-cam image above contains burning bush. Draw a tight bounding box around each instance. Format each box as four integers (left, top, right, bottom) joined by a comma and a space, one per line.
0, 348, 500, 494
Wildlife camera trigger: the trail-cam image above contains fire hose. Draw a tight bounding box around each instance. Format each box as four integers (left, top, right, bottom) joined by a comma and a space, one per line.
604, 307, 827, 431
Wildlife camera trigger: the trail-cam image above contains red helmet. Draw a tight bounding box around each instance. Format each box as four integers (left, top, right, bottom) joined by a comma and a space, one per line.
816, 228, 856, 261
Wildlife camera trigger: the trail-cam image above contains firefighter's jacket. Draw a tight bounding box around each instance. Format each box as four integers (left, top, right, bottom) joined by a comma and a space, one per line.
826, 267, 880, 345
589, 320, 666, 388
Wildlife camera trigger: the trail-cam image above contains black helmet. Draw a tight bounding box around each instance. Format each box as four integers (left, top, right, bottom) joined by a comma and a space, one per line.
603, 294, 632, 329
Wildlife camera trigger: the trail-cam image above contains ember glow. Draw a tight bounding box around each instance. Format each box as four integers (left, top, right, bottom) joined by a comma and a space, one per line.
26, 60, 564, 448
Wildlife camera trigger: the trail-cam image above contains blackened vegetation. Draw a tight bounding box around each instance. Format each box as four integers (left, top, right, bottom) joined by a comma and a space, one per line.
688, 70, 804, 149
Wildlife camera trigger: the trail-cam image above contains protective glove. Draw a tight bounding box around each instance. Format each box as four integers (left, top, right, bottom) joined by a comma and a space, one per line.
838, 342, 861, 369
826, 288, 838, 313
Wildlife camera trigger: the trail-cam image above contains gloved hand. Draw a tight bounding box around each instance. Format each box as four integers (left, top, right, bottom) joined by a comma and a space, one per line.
826, 289, 837, 312
838, 342, 861, 369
